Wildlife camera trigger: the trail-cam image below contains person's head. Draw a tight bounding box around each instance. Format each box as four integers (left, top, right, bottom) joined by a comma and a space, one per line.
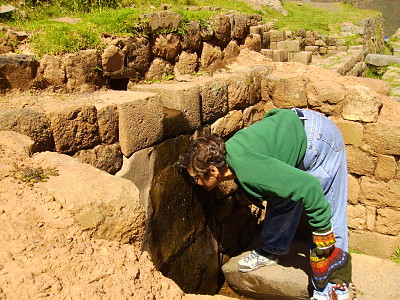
180, 136, 227, 191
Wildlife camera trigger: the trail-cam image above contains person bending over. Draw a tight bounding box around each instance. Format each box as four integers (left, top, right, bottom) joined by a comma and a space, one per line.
180, 108, 353, 300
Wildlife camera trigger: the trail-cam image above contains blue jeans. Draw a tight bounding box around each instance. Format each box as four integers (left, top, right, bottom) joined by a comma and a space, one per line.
260, 109, 349, 298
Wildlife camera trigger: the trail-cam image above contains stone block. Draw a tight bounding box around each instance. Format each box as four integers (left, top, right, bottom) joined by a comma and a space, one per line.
337, 45, 348, 52
181, 20, 202, 51
36, 55, 65, 87
102, 44, 124, 72
116, 92, 164, 157
347, 204, 366, 230
319, 47, 328, 55
73, 143, 123, 175
199, 79, 228, 123
141, 11, 182, 33
48, 105, 101, 154
331, 118, 363, 147
349, 230, 400, 259
375, 208, 400, 236
33, 151, 145, 246
174, 51, 198, 75
360, 177, 400, 209
304, 45, 319, 54
224, 40, 240, 62
243, 101, 268, 127
307, 81, 345, 114
132, 82, 201, 133
268, 30, 286, 42
363, 99, 400, 155
276, 40, 287, 50
348, 174, 360, 205
342, 85, 382, 123
262, 32, 270, 48
0, 131, 34, 158
272, 49, 288, 62
375, 155, 397, 181
200, 42, 223, 69
269, 41, 277, 50
365, 53, 400, 67
286, 40, 300, 52
96, 104, 119, 144
0, 54, 39, 90
211, 110, 243, 137
366, 206, 376, 231
0, 108, 54, 153
346, 146, 375, 176
145, 57, 174, 81
260, 49, 273, 60
267, 73, 308, 108
289, 51, 312, 65
150, 33, 181, 62
230, 15, 250, 42
227, 72, 261, 110
242, 33, 261, 52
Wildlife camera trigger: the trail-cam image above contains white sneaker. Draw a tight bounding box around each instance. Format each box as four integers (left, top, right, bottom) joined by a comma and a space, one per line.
237, 250, 278, 273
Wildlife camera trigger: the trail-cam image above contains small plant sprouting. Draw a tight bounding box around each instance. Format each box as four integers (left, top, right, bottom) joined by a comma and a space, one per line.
391, 247, 400, 265
10, 164, 59, 186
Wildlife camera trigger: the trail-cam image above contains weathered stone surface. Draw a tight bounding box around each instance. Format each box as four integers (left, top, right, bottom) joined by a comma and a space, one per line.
33, 151, 145, 246
375, 208, 400, 236
174, 51, 198, 75
116, 92, 164, 157
363, 99, 400, 155
243, 101, 268, 127
365, 53, 400, 66
307, 80, 345, 114
211, 14, 231, 47
230, 15, 249, 42
132, 82, 201, 132
227, 72, 261, 110
272, 49, 288, 62
348, 174, 360, 205
366, 206, 376, 231
181, 20, 202, 51
64, 50, 105, 92
142, 11, 182, 33
332, 118, 363, 147
102, 44, 124, 72
349, 230, 400, 259
242, 34, 261, 52
0, 108, 54, 152
222, 246, 310, 299
375, 155, 397, 181
346, 146, 375, 176
342, 85, 382, 123
0, 130, 34, 158
47, 105, 100, 154
199, 79, 229, 123
35, 55, 65, 88
0, 35, 14, 53
117, 136, 219, 294
0, 54, 39, 90
289, 51, 312, 65
266, 73, 308, 108
151, 33, 181, 62
360, 177, 400, 209
287, 40, 300, 52
73, 143, 123, 175
211, 110, 243, 137
268, 30, 286, 42
223, 40, 240, 62
347, 204, 366, 230
200, 42, 223, 70
96, 104, 119, 144
145, 57, 174, 81
125, 36, 151, 77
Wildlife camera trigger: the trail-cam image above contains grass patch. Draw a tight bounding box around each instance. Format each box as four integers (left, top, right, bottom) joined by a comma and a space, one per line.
349, 248, 365, 255
391, 247, 400, 265
364, 64, 388, 80
10, 164, 59, 186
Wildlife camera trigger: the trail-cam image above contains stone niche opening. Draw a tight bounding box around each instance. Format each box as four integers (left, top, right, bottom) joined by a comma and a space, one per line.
108, 78, 129, 91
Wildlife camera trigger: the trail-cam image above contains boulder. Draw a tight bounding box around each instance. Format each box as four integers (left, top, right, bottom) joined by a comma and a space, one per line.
266, 73, 308, 108
181, 20, 202, 51
0, 108, 54, 152
0, 130, 34, 158
35, 55, 65, 88
365, 54, 400, 66
174, 51, 198, 75
0, 54, 39, 90
145, 57, 174, 81
73, 143, 123, 175
142, 11, 182, 33
64, 50, 105, 92
102, 44, 124, 72
33, 151, 145, 247
200, 42, 223, 70
242, 33, 261, 52
199, 78, 229, 123
230, 15, 250, 43
211, 110, 243, 137
125, 36, 151, 77
223, 40, 240, 62
48, 105, 101, 154
151, 33, 181, 62
210, 14, 231, 47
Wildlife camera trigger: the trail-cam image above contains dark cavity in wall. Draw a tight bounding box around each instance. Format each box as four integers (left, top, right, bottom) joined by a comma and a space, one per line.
109, 78, 129, 90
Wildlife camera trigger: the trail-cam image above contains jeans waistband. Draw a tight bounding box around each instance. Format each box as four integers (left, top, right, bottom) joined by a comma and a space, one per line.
291, 108, 306, 127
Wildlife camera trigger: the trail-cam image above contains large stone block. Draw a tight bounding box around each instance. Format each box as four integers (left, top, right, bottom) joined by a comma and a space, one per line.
360, 177, 400, 209
348, 174, 360, 205
363, 99, 400, 155
200, 42, 223, 70
347, 204, 366, 230
96, 104, 119, 144
211, 110, 243, 137
116, 92, 164, 157
341, 85, 382, 123
150, 33, 181, 63
174, 51, 198, 76
349, 230, 400, 259
242, 33, 261, 52
375, 155, 397, 181
116, 136, 219, 294
36, 55, 65, 88
210, 14, 231, 47
181, 20, 202, 51
199, 79, 229, 123
375, 208, 400, 236
332, 118, 363, 147
33, 151, 145, 247
0, 54, 39, 90
268, 30, 286, 42
48, 105, 101, 154
346, 146, 375, 176
0, 108, 54, 152
227, 72, 261, 110
230, 15, 249, 42
307, 81, 345, 115
141, 11, 182, 34
266, 73, 308, 108
132, 82, 201, 132
289, 51, 312, 65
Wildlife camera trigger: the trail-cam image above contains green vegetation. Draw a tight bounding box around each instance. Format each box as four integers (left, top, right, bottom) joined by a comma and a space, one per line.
0, 0, 380, 57
10, 164, 59, 186
349, 248, 365, 255
392, 247, 400, 265
364, 64, 388, 80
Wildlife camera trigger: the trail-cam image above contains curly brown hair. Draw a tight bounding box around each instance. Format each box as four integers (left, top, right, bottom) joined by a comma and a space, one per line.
180, 136, 227, 178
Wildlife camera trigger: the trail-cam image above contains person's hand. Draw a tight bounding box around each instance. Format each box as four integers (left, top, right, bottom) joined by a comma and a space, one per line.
312, 226, 336, 257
